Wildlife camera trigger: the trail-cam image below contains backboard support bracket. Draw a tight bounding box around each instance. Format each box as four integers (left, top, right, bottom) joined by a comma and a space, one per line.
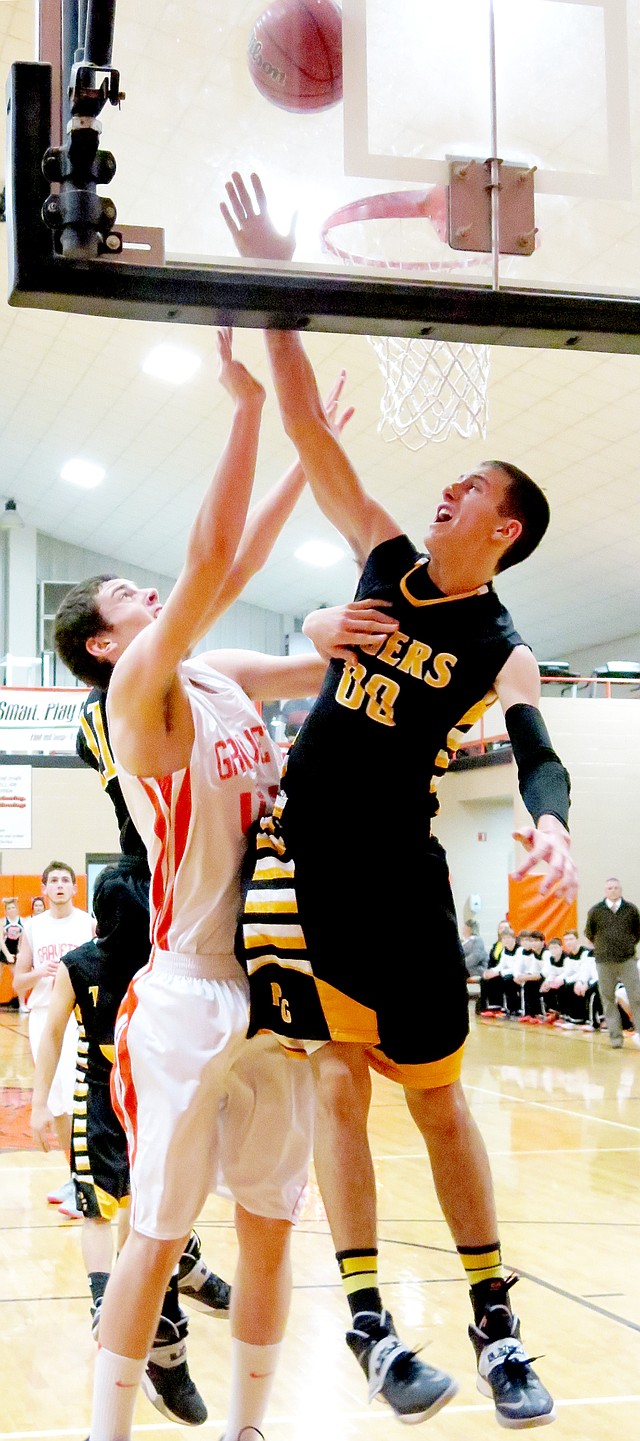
448, 159, 537, 257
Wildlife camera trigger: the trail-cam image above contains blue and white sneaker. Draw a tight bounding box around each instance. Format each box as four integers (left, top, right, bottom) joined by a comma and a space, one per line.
347, 1309, 458, 1424
469, 1278, 555, 1428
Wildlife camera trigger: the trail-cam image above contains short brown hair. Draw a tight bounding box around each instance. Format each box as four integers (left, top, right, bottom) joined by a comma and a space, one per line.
489, 462, 550, 573
54, 575, 115, 688
42, 860, 76, 885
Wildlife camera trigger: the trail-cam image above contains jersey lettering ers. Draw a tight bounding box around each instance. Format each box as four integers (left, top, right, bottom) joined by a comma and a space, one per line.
284, 533, 522, 829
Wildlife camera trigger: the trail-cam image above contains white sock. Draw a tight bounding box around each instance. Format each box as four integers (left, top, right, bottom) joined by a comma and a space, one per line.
89, 1347, 146, 1441
223, 1339, 282, 1441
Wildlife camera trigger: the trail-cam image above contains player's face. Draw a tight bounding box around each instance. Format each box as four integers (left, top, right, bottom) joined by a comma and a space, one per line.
32, 898, 45, 914
43, 870, 75, 905
97, 579, 163, 650
424, 465, 518, 561
4, 902, 18, 919
562, 933, 578, 953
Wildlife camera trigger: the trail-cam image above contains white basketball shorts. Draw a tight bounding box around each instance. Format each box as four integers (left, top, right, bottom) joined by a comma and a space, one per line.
112, 950, 314, 1240
28, 1007, 79, 1117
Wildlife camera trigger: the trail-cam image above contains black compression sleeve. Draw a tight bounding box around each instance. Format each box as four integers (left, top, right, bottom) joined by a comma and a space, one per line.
505, 703, 571, 830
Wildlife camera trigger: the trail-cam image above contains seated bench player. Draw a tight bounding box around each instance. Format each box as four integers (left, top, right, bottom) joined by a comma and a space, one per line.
539, 937, 565, 1021
479, 928, 518, 1016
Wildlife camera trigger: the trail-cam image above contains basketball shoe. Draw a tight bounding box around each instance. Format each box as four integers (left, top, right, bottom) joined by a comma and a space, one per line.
47, 1179, 69, 1205
346, 1309, 458, 1423
142, 1312, 207, 1425
90, 1293, 103, 1341
178, 1230, 231, 1317
469, 1276, 556, 1428
57, 1178, 82, 1219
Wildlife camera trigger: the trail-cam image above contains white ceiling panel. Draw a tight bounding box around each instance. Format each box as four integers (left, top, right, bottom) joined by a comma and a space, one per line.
0, 2, 640, 661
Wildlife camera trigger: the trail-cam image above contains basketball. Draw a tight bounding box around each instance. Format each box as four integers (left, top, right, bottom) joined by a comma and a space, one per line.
247, 0, 343, 113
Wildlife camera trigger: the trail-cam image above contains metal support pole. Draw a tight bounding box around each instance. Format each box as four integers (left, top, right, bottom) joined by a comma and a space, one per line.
488, 0, 500, 290
61, 0, 79, 133
76, 0, 88, 61
83, 0, 117, 67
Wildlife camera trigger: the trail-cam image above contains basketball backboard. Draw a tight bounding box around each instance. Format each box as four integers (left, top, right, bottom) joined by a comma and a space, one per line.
6, 0, 640, 349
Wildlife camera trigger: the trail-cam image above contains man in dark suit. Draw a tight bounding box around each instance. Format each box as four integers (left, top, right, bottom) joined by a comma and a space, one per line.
585, 878, 640, 1048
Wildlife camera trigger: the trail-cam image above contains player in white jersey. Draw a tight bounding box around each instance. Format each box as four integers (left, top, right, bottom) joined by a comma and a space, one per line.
15, 860, 93, 1218
15, 860, 93, 1139
53, 330, 394, 1441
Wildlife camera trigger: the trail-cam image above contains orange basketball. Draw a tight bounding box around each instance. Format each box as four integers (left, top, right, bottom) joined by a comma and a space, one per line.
247, 0, 343, 113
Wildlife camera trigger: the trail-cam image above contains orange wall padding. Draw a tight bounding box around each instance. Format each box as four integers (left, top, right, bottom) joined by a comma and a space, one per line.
0, 874, 88, 914
508, 873, 578, 940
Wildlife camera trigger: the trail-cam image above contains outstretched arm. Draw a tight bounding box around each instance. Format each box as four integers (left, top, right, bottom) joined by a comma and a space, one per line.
214, 373, 355, 613
208, 599, 398, 699
495, 646, 576, 901
221, 173, 402, 567
108, 330, 266, 776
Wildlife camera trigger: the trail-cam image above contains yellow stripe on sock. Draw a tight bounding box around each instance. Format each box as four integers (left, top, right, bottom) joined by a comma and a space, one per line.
459, 1247, 503, 1284
339, 1255, 378, 1278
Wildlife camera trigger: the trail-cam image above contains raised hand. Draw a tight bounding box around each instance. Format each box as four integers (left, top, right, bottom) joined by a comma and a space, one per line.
216, 327, 266, 409
322, 370, 355, 438
221, 172, 296, 262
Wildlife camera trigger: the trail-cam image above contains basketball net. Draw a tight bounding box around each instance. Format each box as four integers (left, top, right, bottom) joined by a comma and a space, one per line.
368, 335, 489, 449
321, 188, 490, 449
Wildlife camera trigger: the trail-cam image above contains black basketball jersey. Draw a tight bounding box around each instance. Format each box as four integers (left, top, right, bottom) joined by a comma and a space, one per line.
77, 688, 148, 865
64, 866, 151, 1085
284, 534, 523, 835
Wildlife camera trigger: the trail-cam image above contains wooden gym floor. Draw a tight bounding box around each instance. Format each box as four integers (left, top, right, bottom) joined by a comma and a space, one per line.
1, 1007, 639, 1440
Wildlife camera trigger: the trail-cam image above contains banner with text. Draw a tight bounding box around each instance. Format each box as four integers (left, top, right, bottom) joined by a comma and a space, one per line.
0, 766, 32, 848
0, 689, 89, 755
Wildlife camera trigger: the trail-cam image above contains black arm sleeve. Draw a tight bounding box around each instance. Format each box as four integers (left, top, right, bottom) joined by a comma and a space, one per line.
505, 703, 571, 830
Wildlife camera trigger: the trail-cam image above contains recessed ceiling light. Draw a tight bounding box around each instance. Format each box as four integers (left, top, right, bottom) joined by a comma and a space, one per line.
60, 458, 105, 489
142, 344, 202, 384
295, 539, 345, 567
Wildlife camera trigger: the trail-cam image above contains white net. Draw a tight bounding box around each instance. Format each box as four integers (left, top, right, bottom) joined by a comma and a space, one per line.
368, 336, 490, 449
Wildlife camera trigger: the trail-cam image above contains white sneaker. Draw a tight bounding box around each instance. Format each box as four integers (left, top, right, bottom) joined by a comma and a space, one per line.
631, 1033, 640, 1049
58, 1179, 82, 1219
47, 1182, 67, 1205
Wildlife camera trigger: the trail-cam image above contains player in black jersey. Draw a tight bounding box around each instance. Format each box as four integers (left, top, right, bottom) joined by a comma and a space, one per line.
223, 173, 577, 1431
77, 687, 148, 862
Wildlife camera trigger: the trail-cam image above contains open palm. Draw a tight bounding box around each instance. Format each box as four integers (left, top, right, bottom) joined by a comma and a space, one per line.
221, 172, 296, 262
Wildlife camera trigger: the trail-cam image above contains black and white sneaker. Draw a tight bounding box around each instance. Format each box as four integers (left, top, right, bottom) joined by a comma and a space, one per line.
469, 1278, 556, 1428
178, 1230, 231, 1317
90, 1293, 103, 1341
346, 1309, 458, 1425
142, 1317, 207, 1426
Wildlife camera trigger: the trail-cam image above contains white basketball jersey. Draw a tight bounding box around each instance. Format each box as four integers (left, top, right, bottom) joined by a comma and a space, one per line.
28, 907, 94, 1010
117, 658, 281, 961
